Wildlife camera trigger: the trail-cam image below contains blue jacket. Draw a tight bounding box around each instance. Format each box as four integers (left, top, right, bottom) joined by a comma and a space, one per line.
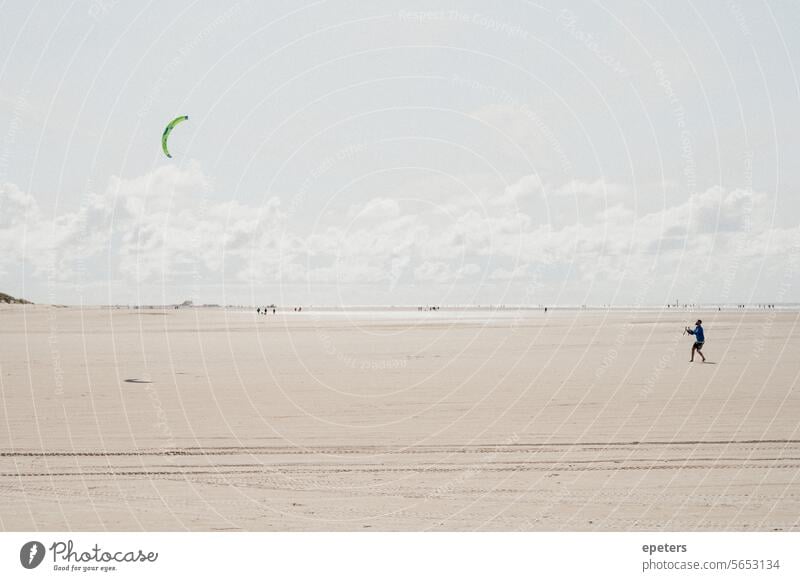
688, 325, 705, 342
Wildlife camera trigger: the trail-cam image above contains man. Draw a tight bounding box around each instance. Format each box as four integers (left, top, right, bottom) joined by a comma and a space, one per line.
685, 319, 706, 363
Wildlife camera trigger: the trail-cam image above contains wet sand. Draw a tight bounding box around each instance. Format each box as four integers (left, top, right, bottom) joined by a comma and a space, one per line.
1, 306, 799, 531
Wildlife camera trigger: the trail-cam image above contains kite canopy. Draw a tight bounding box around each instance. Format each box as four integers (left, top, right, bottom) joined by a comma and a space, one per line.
161, 115, 189, 158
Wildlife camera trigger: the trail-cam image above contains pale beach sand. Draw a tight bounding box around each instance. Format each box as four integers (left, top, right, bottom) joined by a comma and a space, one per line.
1, 305, 799, 531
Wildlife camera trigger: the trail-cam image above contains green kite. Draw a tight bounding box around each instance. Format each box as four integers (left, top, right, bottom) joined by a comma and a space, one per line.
161, 115, 189, 158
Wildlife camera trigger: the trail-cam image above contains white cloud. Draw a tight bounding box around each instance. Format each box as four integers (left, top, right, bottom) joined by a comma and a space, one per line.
489, 265, 528, 281
349, 197, 401, 220
492, 174, 543, 206
456, 263, 481, 279
2, 164, 797, 304
414, 261, 452, 283
555, 178, 630, 199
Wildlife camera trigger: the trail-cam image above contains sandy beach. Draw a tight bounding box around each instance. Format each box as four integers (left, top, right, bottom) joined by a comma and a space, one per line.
1, 305, 799, 531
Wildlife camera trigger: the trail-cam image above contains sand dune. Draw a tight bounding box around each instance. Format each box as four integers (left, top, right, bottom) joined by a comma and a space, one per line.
1, 306, 799, 530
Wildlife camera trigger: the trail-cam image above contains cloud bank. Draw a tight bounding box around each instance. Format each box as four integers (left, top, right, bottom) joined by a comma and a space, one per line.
2, 164, 797, 305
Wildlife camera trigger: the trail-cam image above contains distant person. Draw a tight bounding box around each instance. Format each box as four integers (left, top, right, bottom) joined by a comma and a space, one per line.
685, 319, 706, 363
257, 307, 261, 315
544, 307, 548, 313
273, 308, 276, 314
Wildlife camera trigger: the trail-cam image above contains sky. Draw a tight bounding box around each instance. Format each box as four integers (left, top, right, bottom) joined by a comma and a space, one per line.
1, 0, 799, 306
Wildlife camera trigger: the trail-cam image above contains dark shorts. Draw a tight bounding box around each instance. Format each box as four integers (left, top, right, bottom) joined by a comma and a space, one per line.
693, 341, 704, 350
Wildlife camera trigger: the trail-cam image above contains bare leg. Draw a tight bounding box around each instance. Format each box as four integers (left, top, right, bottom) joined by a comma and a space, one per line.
699, 347, 706, 362
690, 345, 695, 362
